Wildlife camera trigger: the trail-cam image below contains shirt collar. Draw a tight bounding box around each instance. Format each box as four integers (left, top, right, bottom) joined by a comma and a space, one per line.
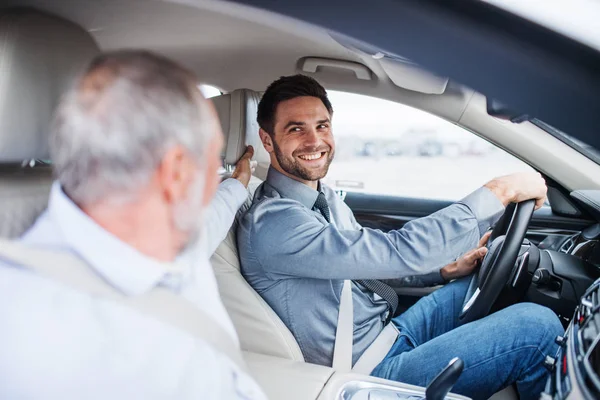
47, 182, 176, 296
266, 167, 322, 209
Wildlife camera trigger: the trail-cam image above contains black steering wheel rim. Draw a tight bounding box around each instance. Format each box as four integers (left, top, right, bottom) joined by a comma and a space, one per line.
459, 199, 536, 324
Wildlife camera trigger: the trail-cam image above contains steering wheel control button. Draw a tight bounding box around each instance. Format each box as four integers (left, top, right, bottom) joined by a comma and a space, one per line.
544, 356, 556, 371
532, 268, 551, 285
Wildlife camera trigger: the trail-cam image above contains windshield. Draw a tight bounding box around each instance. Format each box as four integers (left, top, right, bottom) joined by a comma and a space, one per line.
482, 0, 600, 52
531, 119, 600, 165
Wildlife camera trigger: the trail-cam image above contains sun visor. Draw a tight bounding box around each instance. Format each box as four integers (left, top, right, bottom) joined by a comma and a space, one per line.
379, 57, 448, 94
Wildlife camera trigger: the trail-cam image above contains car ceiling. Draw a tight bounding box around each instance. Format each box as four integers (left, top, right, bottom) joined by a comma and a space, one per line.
1, 0, 365, 93
6, 0, 600, 151
2, 0, 477, 122
3, 0, 600, 194
230, 0, 600, 152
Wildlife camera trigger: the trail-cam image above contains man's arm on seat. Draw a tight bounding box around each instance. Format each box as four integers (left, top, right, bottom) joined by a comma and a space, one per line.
242, 187, 504, 280
202, 146, 255, 255
203, 179, 248, 255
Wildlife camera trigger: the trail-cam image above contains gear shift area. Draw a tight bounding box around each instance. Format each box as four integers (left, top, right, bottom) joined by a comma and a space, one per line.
339, 358, 466, 400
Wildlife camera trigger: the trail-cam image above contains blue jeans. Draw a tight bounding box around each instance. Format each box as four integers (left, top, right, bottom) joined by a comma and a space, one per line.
370, 277, 564, 400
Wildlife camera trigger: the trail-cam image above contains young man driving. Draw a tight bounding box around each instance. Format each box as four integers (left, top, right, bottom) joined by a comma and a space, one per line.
238, 74, 563, 400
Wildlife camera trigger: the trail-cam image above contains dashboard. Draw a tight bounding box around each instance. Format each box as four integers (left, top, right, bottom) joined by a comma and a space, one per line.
534, 191, 600, 398
559, 224, 600, 267
522, 191, 600, 327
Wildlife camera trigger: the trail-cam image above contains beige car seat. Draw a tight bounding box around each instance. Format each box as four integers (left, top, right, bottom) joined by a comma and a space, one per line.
210, 89, 305, 361
0, 9, 99, 237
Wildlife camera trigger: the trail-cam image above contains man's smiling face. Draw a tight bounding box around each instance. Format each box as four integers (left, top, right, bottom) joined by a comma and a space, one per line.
265, 96, 335, 185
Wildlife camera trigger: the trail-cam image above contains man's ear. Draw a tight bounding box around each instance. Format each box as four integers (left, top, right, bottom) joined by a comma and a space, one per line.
259, 128, 274, 153
157, 145, 194, 205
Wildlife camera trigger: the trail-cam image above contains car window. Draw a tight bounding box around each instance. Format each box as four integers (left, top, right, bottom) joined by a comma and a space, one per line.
322, 91, 534, 200
199, 84, 222, 98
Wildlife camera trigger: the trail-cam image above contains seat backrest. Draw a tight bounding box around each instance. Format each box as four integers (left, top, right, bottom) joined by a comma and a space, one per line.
211, 89, 271, 180
0, 164, 53, 238
209, 90, 304, 361
0, 9, 99, 237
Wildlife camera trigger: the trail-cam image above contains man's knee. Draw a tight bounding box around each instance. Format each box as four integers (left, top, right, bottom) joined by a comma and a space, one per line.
504, 302, 563, 341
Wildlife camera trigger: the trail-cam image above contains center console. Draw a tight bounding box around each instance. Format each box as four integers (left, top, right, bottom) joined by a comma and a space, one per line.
244, 352, 468, 400
542, 278, 600, 399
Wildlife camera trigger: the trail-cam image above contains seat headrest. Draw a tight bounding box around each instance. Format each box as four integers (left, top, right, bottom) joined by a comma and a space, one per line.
211, 89, 270, 178
0, 9, 100, 162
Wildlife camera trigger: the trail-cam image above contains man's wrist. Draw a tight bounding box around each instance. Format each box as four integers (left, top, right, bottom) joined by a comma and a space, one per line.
440, 262, 457, 282
484, 179, 516, 207
220, 178, 249, 208
231, 171, 250, 188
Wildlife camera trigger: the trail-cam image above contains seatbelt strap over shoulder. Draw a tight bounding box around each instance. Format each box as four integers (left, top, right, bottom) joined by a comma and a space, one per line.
0, 240, 247, 371
333, 279, 400, 375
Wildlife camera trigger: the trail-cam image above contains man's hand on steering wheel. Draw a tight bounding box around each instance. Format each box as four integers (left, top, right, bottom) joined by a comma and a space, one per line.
441, 231, 492, 281
484, 172, 548, 210
456, 171, 547, 324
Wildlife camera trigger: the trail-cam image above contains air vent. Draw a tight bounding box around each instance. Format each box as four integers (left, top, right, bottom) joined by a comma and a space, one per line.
560, 235, 578, 254
579, 279, 600, 329
577, 278, 600, 397
579, 279, 600, 325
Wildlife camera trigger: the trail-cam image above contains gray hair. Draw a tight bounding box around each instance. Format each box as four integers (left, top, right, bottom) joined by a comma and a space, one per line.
50, 50, 217, 205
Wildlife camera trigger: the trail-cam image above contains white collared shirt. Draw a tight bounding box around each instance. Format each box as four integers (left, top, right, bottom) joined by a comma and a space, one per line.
0, 180, 265, 400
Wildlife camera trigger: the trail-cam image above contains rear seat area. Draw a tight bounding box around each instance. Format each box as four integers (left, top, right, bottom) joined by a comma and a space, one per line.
0, 164, 52, 238
0, 17, 301, 360
0, 9, 99, 238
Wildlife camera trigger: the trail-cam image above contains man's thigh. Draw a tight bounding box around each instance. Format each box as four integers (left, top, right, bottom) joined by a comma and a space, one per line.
393, 276, 471, 346
373, 303, 563, 400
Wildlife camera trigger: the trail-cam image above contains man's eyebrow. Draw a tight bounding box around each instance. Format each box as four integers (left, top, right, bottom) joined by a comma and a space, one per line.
283, 121, 305, 130
317, 118, 331, 124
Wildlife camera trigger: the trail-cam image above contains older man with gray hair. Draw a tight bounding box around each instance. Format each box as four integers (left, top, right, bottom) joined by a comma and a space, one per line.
0, 50, 265, 399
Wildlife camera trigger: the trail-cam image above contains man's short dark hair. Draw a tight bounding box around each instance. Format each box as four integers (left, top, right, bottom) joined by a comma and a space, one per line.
257, 74, 333, 135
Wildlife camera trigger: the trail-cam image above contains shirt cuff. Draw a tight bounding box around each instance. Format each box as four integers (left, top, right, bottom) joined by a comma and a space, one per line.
382, 269, 445, 288
458, 186, 505, 236
417, 270, 446, 286
219, 178, 248, 210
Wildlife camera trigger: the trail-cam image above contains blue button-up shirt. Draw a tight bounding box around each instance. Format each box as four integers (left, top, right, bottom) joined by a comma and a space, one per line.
238, 167, 505, 367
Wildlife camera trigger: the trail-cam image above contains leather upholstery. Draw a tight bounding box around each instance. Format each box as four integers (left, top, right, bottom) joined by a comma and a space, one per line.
211, 176, 304, 361
243, 352, 333, 400
210, 89, 304, 361
0, 9, 99, 161
0, 164, 52, 238
0, 9, 99, 237
210, 89, 270, 179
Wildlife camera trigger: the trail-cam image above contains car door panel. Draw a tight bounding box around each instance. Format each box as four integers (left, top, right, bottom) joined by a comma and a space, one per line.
345, 192, 592, 248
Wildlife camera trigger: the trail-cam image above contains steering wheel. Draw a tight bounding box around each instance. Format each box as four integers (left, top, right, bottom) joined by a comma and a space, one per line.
459, 199, 536, 324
